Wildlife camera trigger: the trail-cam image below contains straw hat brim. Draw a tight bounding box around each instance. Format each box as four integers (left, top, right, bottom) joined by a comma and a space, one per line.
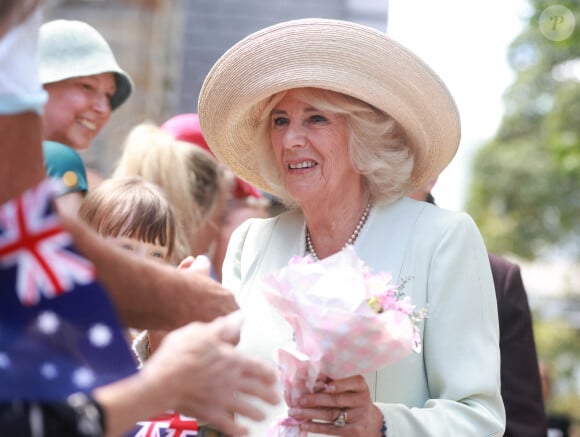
198, 18, 461, 195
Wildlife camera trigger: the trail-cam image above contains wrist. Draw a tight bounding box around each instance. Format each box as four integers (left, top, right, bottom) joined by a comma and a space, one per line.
136, 364, 175, 412
93, 371, 168, 437
66, 392, 106, 436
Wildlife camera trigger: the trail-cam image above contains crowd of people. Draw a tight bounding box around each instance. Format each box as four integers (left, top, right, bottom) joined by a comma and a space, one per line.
0, 3, 278, 437
0, 1, 558, 436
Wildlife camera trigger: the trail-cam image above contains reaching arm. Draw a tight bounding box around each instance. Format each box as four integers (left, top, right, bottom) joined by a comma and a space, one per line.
60, 212, 239, 330
94, 313, 280, 437
0, 113, 45, 204
0, 314, 279, 437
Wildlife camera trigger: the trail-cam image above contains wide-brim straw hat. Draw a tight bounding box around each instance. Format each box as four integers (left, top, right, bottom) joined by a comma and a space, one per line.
198, 18, 460, 194
39, 19, 133, 110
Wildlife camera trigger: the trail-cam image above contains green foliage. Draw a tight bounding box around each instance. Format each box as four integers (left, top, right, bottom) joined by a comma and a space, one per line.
492, 1, 580, 428
534, 316, 580, 422
466, 0, 580, 259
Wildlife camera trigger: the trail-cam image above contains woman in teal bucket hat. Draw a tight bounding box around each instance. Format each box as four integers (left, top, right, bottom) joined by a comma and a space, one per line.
39, 19, 133, 151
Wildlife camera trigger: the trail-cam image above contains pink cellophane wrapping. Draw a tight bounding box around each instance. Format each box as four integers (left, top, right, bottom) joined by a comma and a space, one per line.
262, 246, 421, 436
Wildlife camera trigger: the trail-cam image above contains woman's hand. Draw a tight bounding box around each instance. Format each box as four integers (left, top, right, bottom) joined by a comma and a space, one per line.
288, 375, 384, 436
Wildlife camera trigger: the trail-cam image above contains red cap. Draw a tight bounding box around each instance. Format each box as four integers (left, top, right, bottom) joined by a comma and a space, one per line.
161, 113, 263, 199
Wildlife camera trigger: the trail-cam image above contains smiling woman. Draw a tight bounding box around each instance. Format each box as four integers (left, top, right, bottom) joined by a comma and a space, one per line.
42, 74, 117, 151
38, 19, 133, 151
269, 91, 356, 209
198, 18, 505, 436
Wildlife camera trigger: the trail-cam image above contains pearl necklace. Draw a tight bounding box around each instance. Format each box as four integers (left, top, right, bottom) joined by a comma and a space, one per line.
305, 200, 371, 260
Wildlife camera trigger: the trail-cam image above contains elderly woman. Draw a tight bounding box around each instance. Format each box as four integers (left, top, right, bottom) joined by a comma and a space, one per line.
199, 19, 505, 436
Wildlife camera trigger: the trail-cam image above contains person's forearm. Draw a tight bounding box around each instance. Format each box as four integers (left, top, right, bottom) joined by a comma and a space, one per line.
60, 214, 239, 330
0, 113, 45, 203
122, 258, 239, 329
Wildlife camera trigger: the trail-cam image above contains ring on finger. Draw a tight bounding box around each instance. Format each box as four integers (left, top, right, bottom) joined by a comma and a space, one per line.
332, 409, 348, 427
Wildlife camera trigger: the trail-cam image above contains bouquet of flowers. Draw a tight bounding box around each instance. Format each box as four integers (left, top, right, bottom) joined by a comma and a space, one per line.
261, 246, 427, 437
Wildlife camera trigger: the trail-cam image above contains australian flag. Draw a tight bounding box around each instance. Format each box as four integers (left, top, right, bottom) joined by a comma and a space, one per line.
0, 179, 137, 401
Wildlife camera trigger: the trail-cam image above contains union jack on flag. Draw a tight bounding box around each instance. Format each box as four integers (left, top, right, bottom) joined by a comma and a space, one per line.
0, 179, 94, 305
0, 179, 137, 401
130, 411, 198, 437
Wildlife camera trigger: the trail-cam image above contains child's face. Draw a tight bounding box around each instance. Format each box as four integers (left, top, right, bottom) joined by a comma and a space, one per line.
107, 235, 169, 263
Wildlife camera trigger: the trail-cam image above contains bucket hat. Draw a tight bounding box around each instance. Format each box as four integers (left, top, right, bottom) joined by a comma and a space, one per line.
198, 18, 461, 193
38, 19, 133, 110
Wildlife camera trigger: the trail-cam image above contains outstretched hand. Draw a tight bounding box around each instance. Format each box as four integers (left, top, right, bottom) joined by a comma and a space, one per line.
140, 311, 280, 436
59, 212, 239, 329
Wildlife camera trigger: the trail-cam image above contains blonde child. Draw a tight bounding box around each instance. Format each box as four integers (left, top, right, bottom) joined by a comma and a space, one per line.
78, 175, 221, 435
78, 176, 193, 364
78, 175, 188, 264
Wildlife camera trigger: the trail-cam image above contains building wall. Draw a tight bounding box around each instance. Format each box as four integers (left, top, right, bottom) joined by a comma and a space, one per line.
176, 0, 388, 114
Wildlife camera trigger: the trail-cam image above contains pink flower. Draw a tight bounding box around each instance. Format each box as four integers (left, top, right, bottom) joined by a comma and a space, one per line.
262, 246, 427, 437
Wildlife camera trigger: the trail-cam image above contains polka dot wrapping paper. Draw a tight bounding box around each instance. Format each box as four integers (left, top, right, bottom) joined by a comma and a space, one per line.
262, 246, 427, 436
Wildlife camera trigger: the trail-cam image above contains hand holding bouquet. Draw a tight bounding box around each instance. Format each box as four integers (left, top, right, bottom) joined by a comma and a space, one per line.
261, 246, 427, 436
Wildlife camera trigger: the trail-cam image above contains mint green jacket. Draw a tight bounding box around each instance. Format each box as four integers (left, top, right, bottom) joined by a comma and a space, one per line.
222, 197, 505, 436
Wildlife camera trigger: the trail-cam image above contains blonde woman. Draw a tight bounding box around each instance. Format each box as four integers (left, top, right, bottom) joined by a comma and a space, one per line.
114, 122, 228, 272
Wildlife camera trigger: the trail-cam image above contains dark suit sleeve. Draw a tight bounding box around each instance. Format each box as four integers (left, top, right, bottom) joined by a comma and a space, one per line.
489, 253, 547, 437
